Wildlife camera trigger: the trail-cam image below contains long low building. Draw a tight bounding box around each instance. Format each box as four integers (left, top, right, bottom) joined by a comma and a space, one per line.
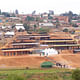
1, 48, 35, 56
1, 32, 80, 56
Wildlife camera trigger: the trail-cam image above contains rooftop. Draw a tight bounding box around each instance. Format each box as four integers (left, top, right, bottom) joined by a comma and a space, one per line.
12, 43, 39, 46
2, 48, 35, 52
40, 40, 75, 43
50, 44, 80, 47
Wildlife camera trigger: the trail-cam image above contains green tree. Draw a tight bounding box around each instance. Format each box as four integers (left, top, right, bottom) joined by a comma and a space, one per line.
36, 17, 40, 21
63, 28, 69, 32
26, 16, 34, 21
37, 28, 49, 34
34, 24, 37, 32
48, 16, 53, 19
72, 69, 80, 80
23, 23, 30, 31
12, 25, 15, 28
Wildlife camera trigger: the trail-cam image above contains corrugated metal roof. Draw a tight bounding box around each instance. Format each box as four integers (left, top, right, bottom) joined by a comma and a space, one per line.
12, 43, 39, 46
15, 26, 25, 30
5, 31, 15, 36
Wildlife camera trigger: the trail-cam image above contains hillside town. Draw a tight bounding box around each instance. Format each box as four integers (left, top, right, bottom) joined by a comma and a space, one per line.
0, 10, 80, 69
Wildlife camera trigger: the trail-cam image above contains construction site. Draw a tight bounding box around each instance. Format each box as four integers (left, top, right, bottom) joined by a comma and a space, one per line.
0, 24, 80, 69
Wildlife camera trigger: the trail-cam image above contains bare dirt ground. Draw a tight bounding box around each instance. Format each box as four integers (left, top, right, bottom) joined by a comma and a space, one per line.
49, 54, 80, 68
0, 53, 80, 68
0, 55, 49, 68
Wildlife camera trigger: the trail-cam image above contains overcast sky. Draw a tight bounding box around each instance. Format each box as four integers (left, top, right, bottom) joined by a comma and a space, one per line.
0, 0, 80, 14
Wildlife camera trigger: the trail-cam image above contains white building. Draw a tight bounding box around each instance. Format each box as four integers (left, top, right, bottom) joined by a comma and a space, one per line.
5, 31, 15, 38
2, 26, 12, 29
39, 23, 54, 28
15, 24, 25, 31
41, 48, 58, 56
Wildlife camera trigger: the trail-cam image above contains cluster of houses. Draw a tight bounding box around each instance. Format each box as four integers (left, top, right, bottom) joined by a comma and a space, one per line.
0, 23, 80, 56
0, 12, 80, 56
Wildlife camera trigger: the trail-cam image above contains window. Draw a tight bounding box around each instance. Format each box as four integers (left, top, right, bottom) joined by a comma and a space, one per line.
10, 53, 12, 56
13, 52, 16, 56
4, 53, 6, 56
8, 53, 9, 56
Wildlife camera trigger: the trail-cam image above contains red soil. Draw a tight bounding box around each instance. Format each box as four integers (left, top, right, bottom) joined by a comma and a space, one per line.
0, 55, 48, 68
49, 54, 80, 68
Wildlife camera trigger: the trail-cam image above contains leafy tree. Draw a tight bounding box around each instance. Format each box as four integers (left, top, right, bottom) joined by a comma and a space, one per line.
56, 18, 60, 28
48, 16, 53, 19
37, 28, 49, 34
34, 25, 37, 28
34, 24, 37, 32
12, 25, 15, 28
25, 16, 34, 21
36, 17, 40, 21
48, 13, 53, 19
63, 28, 69, 32
72, 69, 80, 80
23, 23, 30, 31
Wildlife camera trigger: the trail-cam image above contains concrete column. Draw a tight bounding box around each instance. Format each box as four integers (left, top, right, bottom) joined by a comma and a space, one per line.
6, 52, 7, 56
15, 52, 17, 56
8, 52, 9, 56
11, 52, 13, 56
17, 52, 18, 56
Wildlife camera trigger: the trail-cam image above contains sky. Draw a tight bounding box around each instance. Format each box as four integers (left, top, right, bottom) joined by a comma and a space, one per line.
0, 0, 80, 14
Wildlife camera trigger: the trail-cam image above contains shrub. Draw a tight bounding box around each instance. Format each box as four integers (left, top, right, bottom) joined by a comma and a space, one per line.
72, 69, 80, 80
37, 28, 49, 34
63, 28, 69, 32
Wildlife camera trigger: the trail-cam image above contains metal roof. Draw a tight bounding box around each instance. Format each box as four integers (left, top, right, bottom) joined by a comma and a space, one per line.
40, 40, 75, 42
12, 43, 39, 46
2, 48, 35, 52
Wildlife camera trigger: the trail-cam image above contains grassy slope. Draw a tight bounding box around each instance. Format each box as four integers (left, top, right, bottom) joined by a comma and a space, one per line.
0, 68, 72, 80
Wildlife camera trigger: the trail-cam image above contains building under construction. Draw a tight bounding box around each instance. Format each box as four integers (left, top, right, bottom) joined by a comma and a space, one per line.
1, 31, 80, 56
